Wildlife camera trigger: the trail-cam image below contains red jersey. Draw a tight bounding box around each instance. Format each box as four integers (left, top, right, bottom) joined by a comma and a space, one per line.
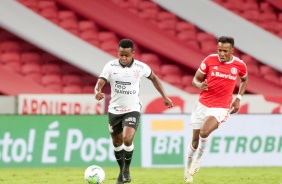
198, 54, 247, 108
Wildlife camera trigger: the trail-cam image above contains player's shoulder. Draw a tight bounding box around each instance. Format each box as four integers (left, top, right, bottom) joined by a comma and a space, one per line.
132, 59, 149, 69
233, 56, 246, 66
203, 54, 219, 64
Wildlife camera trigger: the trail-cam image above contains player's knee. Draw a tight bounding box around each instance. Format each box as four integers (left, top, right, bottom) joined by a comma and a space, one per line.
123, 137, 133, 146
199, 129, 210, 138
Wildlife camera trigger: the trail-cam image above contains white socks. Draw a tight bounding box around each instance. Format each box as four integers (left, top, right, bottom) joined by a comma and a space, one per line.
186, 144, 196, 167
195, 136, 209, 161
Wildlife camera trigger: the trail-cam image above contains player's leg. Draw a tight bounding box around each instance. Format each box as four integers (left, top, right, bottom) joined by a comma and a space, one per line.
190, 116, 218, 176
184, 129, 199, 182
185, 101, 205, 181
109, 113, 125, 184
122, 111, 140, 183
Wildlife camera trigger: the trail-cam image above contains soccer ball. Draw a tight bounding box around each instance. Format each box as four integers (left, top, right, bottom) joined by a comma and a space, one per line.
84, 165, 105, 184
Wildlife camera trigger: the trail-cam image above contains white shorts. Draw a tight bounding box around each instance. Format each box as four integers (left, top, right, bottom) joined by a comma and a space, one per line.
190, 101, 230, 129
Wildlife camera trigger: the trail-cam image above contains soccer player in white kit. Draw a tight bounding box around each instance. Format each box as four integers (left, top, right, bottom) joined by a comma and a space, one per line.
95, 39, 173, 184
184, 36, 248, 182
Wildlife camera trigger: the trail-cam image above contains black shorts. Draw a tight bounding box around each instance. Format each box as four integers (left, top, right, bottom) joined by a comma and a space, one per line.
108, 111, 140, 136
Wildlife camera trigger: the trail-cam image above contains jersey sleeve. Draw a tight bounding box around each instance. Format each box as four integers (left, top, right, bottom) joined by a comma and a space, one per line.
99, 62, 111, 81
239, 62, 248, 78
143, 63, 152, 78
198, 56, 209, 74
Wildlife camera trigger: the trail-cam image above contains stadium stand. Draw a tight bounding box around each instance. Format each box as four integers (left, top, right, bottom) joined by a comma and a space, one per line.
0, 0, 281, 95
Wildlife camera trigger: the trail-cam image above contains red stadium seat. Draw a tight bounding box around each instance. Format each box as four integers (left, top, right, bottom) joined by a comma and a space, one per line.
38, 0, 57, 10
138, 9, 158, 21
46, 83, 62, 93
41, 63, 61, 74
21, 52, 41, 63
177, 30, 197, 42
0, 41, 21, 52
21, 63, 41, 74
100, 41, 118, 52
79, 30, 98, 41
62, 74, 82, 85
200, 40, 217, 54
197, 32, 216, 42
183, 86, 201, 94
61, 64, 83, 74
58, 10, 77, 21
3, 62, 22, 73
1, 52, 21, 63
157, 12, 177, 21
263, 73, 280, 85
138, 1, 159, 11
81, 75, 97, 85
260, 65, 277, 76
162, 74, 182, 88
78, 21, 99, 32
176, 21, 197, 32
41, 74, 61, 85
247, 63, 260, 75
161, 64, 182, 75
241, 54, 258, 65
98, 32, 118, 42
140, 53, 162, 65
25, 73, 42, 83
182, 75, 194, 87
62, 85, 82, 94
82, 85, 94, 93
259, 2, 274, 13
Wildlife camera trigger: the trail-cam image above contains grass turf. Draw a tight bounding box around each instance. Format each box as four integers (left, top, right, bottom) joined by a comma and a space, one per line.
0, 167, 281, 184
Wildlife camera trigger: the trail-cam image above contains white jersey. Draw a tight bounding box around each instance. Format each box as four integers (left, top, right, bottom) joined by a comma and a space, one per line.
99, 59, 152, 114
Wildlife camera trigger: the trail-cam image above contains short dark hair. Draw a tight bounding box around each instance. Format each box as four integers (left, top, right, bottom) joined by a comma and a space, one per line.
118, 39, 134, 50
217, 36, 234, 47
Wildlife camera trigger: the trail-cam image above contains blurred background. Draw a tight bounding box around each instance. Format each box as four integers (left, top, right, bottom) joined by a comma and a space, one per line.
0, 0, 282, 168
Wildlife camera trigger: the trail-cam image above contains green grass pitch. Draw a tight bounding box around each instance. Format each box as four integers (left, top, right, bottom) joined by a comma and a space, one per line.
0, 167, 281, 184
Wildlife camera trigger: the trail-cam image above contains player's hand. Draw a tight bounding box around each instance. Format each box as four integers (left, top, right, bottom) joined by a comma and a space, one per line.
95, 92, 105, 101
229, 99, 240, 114
200, 79, 208, 90
164, 97, 173, 108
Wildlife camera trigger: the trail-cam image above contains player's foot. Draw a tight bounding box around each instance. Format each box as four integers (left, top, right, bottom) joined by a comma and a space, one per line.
189, 160, 201, 176
116, 173, 124, 184
184, 164, 193, 182
122, 168, 131, 183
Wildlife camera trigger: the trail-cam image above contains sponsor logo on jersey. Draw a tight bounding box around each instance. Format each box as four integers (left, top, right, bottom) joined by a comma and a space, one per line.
213, 66, 218, 70
201, 63, 206, 70
231, 67, 237, 74
211, 71, 237, 80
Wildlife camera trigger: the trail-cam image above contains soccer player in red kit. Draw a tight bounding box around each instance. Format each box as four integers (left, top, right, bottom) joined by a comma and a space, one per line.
184, 36, 248, 183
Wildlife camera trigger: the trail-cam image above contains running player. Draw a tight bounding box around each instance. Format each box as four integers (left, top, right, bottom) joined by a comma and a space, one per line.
184, 36, 248, 182
95, 38, 173, 184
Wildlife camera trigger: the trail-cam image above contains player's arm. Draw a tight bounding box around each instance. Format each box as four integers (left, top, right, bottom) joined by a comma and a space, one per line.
148, 72, 173, 108
230, 74, 248, 114
192, 70, 208, 90
94, 78, 106, 101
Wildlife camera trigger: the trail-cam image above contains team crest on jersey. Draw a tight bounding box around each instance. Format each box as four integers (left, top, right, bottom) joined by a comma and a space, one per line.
201, 63, 206, 70
231, 67, 237, 74
133, 70, 141, 79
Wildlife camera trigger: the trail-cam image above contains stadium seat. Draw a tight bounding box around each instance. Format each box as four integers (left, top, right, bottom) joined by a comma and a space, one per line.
62, 74, 82, 85
157, 11, 177, 22
260, 65, 277, 76
78, 20, 99, 32
62, 85, 82, 94
197, 32, 216, 42
140, 53, 162, 65
38, 0, 57, 10
263, 73, 280, 85
0, 41, 21, 52
3, 62, 22, 73
148, 63, 162, 77
79, 30, 98, 41
21, 63, 41, 74
182, 75, 194, 87
259, 2, 274, 13
46, 83, 62, 93
41, 63, 61, 74
81, 75, 97, 85
58, 10, 77, 21
162, 74, 182, 88
200, 40, 217, 54
100, 41, 118, 52
177, 30, 197, 42
25, 73, 42, 83
18, 0, 39, 12
0, 52, 21, 63
138, 1, 159, 11
21, 52, 41, 63
82, 85, 94, 93
59, 19, 78, 30
41, 74, 61, 85
40, 8, 58, 23
241, 1, 259, 11
98, 32, 118, 42
241, 54, 258, 65
247, 63, 260, 75
161, 64, 182, 75
176, 21, 197, 32
61, 64, 83, 74
241, 10, 260, 23
138, 9, 158, 21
